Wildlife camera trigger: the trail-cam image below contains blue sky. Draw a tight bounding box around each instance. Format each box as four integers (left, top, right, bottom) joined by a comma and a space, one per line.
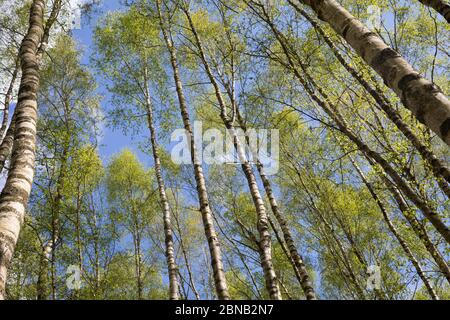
72, 0, 152, 166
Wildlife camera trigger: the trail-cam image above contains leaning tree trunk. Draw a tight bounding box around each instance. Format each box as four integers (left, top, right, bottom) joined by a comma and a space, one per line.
181, 5, 281, 300
0, 58, 19, 144
0, 116, 15, 175
156, 1, 230, 300
417, 0, 450, 23
0, 0, 45, 300
143, 68, 179, 300
267, 215, 310, 297
288, 0, 450, 146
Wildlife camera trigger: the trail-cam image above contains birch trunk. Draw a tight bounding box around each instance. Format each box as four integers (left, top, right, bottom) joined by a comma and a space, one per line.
143, 68, 179, 300
0, 0, 45, 300
267, 216, 307, 297
0, 116, 15, 175
156, 1, 230, 299
291, 0, 450, 146
0, 0, 62, 175
0, 58, 19, 144
417, 0, 450, 23
257, 159, 315, 300
49, 138, 70, 299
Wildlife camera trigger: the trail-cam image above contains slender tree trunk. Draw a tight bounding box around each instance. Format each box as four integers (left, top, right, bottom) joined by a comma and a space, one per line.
137, 233, 143, 300
0, 57, 19, 144
287, 0, 450, 146
36, 244, 49, 300
259, 163, 315, 300
288, 1, 450, 197
417, 0, 450, 23
351, 158, 439, 300
156, 1, 230, 299
0, 116, 15, 174
172, 205, 200, 300
131, 206, 144, 300
90, 195, 101, 298
0, 1, 46, 299
132, 215, 143, 300
48, 137, 70, 300
143, 68, 179, 300
267, 216, 306, 295
74, 191, 84, 299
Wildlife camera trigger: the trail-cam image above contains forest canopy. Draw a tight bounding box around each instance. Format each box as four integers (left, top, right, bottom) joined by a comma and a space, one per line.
0, 0, 449, 301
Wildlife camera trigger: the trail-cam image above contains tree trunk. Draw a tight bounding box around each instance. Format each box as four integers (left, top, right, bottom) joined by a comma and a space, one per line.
143, 68, 179, 300
75, 191, 83, 299
0, 116, 15, 175
289, 0, 450, 146
0, 0, 61, 176
131, 212, 143, 300
0, 0, 46, 300
262, 177, 316, 300
172, 206, 200, 300
417, 0, 450, 23
156, 1, 230, 300
267, 216, 307, 297
0, 57, 19, 144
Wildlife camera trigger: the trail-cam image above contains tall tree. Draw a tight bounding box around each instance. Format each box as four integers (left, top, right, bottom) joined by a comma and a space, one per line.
0, 0, 46, 300
93, 7, 179, 299
156, 0, 230, 299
